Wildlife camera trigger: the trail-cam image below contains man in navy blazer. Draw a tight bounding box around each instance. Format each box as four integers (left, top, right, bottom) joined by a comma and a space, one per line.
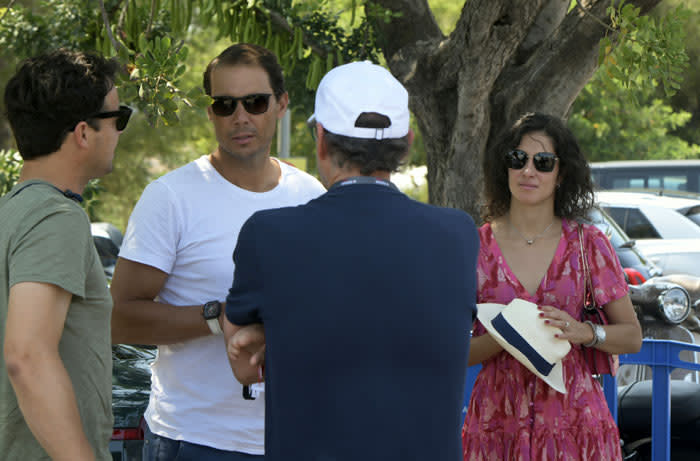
224, 61, 479, 461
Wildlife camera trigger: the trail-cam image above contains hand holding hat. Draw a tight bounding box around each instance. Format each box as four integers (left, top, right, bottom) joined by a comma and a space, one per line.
477, 298, 571, 393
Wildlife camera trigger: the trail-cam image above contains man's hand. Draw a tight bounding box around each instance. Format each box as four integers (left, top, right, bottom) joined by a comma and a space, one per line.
223, 317, 266, 385
227, 324, 265, 366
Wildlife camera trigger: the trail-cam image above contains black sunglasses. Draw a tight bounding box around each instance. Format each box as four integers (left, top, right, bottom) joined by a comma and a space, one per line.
211, 94, 272, 116
77, 105, 132, 132
505, 149, 558, 173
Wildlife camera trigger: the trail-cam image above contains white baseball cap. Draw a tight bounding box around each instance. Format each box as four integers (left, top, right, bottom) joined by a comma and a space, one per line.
308, 61, 409, 140
477, 298, 571, 393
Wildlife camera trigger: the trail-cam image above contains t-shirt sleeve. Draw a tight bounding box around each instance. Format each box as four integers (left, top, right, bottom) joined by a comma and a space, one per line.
119, 181, 179, 274
585, 224, 629, 307
225, 216, 263, 326
9, 208, 92, 298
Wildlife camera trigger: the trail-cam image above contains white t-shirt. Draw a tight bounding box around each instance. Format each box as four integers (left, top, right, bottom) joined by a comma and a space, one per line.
119, 155, 325, 453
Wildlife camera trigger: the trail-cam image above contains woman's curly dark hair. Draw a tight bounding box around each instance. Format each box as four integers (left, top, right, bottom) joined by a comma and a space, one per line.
481, 112, 594, 222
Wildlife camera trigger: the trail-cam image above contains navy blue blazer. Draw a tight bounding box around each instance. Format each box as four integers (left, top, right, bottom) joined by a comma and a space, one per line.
227, 181, 479, 461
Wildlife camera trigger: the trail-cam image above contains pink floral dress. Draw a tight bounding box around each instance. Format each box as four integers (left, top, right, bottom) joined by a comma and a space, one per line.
462, 219, 627, 461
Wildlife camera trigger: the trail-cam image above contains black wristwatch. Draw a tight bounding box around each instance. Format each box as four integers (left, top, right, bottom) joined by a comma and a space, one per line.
202, 300, 223, 335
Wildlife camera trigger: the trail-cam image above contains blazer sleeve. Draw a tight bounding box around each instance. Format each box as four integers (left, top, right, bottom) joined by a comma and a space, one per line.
225, 215, 265, 326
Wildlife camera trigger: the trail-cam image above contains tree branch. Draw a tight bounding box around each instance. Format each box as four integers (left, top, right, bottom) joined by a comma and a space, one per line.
147, 0, 157, 36
488, 0, 663, 144
98, 0, 122, 52
575, 0, 617, 33
366, 0, 443, 62
1, 0, 17, 23
117, 0, 128, 33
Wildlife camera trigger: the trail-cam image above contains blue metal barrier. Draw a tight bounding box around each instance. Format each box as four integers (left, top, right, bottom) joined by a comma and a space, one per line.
462, 364, 481, 421
463, 339, 700, 461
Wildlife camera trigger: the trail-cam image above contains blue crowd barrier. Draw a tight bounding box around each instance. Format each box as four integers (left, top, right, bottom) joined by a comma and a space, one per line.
463, 339, 700, 461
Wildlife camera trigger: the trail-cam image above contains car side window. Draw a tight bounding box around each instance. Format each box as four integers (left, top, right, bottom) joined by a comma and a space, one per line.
603, 206, 661, 239
686, 212, 700, 227
625, 208, 661, 239
605, 207, 628, 231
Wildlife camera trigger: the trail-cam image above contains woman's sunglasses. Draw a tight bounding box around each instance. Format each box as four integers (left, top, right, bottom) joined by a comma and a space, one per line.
211, 94, 271, 116
505, 149, 558, 173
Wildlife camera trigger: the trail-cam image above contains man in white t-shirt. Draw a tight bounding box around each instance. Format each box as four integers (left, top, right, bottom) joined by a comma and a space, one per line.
110, 43, 325, 460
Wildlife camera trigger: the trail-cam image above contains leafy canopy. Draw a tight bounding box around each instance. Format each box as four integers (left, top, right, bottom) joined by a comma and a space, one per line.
0, 0, 696, 223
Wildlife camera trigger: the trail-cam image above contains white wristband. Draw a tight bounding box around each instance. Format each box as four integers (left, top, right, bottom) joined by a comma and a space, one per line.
207, 317, 223, 335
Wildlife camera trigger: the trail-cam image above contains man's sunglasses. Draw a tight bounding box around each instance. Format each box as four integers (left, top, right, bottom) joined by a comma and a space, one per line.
211, 94, 272, 116
505, 149, 558, 173
74, 105, 133, 132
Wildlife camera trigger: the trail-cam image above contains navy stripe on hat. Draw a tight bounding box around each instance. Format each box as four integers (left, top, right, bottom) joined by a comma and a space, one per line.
492, 313, 554, 376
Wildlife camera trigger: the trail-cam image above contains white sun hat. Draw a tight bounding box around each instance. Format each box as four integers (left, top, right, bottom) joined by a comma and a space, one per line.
477, 298, 571, 394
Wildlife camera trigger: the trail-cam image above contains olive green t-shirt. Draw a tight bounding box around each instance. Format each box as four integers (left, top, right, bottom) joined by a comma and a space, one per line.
0, 181, 113, 460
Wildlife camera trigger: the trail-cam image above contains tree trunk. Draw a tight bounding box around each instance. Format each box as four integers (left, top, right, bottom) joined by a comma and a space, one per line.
368, 0, 662, 222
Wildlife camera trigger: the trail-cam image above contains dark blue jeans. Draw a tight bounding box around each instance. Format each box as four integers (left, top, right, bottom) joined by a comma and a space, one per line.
143, 425, 264, 461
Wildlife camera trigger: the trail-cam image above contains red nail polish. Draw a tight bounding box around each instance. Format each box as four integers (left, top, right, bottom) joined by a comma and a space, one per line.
539, 313, 544, 318
544, 319, 550, 324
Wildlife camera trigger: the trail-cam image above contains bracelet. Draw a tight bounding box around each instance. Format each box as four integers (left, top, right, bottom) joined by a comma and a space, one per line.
582, 320, 598, 347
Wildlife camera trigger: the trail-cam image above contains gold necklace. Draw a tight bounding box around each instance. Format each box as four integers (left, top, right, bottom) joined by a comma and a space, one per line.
509, 218, 555, 245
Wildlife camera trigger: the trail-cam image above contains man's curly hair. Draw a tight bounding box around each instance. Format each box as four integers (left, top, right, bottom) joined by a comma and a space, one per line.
481, 112, 594, 222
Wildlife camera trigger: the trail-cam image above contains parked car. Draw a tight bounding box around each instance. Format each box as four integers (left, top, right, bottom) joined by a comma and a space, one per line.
632, 239, 700, 279
585, 205, 662, 281
92, 223, 151, 461
591, 159, 700, 194
623, 191, 700, 228
590, 192, 700, 277
595, 191, 700, 240
677, 201, 700, 227
110, 344, 153, 460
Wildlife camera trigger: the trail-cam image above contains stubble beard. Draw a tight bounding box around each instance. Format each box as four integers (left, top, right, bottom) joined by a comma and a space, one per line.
217, 139, 272, 167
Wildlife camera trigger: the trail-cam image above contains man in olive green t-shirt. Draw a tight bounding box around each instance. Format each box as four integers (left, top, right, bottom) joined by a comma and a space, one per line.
0, 49, 131, 460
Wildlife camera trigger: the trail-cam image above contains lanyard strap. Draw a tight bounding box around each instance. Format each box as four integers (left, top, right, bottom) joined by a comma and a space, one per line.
329, 176, 398, 191
11, 181, 84, 203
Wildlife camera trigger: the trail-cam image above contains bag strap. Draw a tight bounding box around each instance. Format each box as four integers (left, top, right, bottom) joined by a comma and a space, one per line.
578, 224, 598, 311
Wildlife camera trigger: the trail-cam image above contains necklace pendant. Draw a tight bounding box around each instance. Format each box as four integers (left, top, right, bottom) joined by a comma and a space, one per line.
526, 239, 534, 245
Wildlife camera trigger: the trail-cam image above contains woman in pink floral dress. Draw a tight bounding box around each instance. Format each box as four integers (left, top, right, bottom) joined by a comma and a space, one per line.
462, 113, 643, 461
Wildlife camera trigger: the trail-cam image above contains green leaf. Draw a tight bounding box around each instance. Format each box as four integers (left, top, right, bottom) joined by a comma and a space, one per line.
162, 110, 179, 126
138, 32, 148, 52
162, 98, 178, 112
